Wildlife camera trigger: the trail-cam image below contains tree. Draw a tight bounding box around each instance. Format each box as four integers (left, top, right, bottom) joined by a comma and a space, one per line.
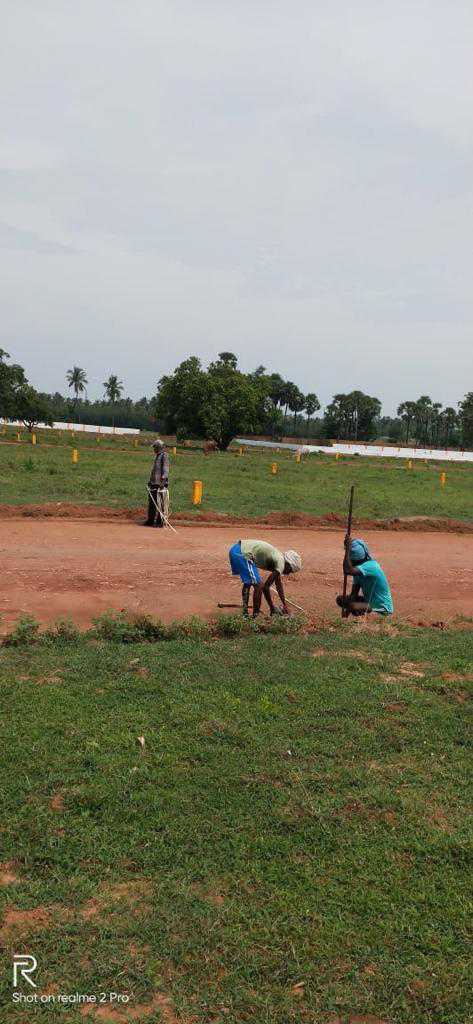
15, 386, 53, 432
459, 394, 473, 447
440, 407, 458, 446
413, 396, 433, 445
216, 352, 238, 369
267, 373, 285, 409
66, 366, 88, 405
0, 349, 28, 419
279, 381, 299, 432
103, 374, 124, 427
397, 401, 417, 444
154, 354, 264, 449
305, 392, 321, 431
431, 402, 443, 446
103, 375, 123, 404
287, 385, 305, 432
324, 391, 381, 440
154, 357, 208, 438
204, 354, 262, 448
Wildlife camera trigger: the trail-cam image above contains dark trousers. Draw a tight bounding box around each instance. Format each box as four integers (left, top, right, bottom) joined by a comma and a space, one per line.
147, 487, 164, 526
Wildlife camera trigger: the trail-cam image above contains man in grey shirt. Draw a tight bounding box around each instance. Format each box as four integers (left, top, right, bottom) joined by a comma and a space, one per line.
145, 439, 170, 527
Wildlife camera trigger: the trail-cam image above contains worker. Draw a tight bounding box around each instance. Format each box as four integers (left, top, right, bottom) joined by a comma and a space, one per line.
337, 538, 393, 616
228, 538, 302, 617
145, 439, 169, 527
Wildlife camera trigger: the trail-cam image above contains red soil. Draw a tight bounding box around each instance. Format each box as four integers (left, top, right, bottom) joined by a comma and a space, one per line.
1, 520, 472, 631
1, 503, 473, 533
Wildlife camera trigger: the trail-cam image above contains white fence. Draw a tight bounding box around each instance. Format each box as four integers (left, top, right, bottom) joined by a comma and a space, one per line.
235, 438, 473, 464
4, 419, 140, 436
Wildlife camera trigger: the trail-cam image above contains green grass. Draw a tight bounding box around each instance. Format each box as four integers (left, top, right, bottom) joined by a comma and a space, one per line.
1, 435, 472, 521
1, 625, 472, 1022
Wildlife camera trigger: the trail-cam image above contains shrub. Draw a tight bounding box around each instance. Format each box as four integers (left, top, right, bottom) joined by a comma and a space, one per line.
263, 613, 307, 635
214, 614, 258, 638
4, 614, 40, 647
167, 616, 211, 640
43, 618, 81, 643
91, 611, 167, 643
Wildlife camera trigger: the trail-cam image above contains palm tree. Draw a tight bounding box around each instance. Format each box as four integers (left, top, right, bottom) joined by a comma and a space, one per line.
103, 374, 124, 427
414, 396, 433, 445
288, 386, 306, 433
280, 381, 297, 432
397, 400, 417, 444
66, 367, 88, 404
431, 402, 443, 446
441, 407, 457, 445
305, 393, 320, 434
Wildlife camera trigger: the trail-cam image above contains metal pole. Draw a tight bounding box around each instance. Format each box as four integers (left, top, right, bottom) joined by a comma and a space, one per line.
341, 484, 355, 618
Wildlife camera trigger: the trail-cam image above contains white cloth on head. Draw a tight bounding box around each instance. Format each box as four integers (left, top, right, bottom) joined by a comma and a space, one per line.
284, 550, 302, 573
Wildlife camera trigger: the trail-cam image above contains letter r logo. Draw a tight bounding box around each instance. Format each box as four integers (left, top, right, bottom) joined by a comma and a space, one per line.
13, 954, 38, 988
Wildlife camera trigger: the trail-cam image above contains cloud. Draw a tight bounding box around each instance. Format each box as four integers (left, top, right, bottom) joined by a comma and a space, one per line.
0, 221, 76, 255
1, 0, 472, 413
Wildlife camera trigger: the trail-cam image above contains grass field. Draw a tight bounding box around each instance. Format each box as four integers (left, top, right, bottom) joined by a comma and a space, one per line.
1, 433, 472, 521
1, 623, 472, 1023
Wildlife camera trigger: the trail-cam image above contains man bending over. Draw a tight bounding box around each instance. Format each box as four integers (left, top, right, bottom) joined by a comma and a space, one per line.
337, 538, 393, 616
229, 538, 302, 617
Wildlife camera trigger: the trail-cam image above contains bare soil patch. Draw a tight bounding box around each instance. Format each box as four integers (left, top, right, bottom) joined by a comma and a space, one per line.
0, 905, 60, 942
0, 862, 20, 885
1, 520, 472, 631
80, 992, 182, 1022
80, 879, 153, 923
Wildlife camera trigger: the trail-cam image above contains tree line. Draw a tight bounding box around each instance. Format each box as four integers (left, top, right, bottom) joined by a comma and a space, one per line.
1, 347, 472, 449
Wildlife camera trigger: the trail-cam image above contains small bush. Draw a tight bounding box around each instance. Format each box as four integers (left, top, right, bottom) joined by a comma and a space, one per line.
167, 616, 211, 640
4, 614, 41, 647
263, 613, 307, 635
43, 618, 81, 643
130, 613, 168, 641
214, 614, 258, 638
23, 457, 36, 472
91, 611, 167, 643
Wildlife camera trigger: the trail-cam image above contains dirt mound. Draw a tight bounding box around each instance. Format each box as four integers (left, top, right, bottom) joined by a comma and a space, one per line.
1, 503, 472, 534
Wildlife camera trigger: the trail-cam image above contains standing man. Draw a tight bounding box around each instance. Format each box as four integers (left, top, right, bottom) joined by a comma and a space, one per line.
145, 439, 170, 527
228, 538, 302, 617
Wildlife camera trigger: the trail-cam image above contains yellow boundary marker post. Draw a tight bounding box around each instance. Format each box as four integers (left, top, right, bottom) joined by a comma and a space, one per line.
440, 471, 446, 487
271, 462, 278, 475
295, 450, 301, 463
172, 446, 177, 456
407, 459, 413, 470
72, 448, 79, 464
31, 433, 36, 445
239, 446, 244, 456
192, 479, 203, 504
335, 453, 340, 461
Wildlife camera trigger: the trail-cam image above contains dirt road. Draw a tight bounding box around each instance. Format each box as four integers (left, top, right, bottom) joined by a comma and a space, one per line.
1, 519, 472, 631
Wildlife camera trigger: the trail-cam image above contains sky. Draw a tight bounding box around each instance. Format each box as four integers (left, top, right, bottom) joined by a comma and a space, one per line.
2, 1, 473, 415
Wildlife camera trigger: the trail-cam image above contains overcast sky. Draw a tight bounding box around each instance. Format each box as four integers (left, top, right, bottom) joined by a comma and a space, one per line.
2, 1, 472, 414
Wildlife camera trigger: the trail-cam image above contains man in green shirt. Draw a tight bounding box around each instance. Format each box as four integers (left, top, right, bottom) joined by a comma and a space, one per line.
229, 539, 302, 617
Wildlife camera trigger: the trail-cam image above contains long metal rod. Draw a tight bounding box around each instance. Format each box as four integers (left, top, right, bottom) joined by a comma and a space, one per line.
341, 484, 355, 618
